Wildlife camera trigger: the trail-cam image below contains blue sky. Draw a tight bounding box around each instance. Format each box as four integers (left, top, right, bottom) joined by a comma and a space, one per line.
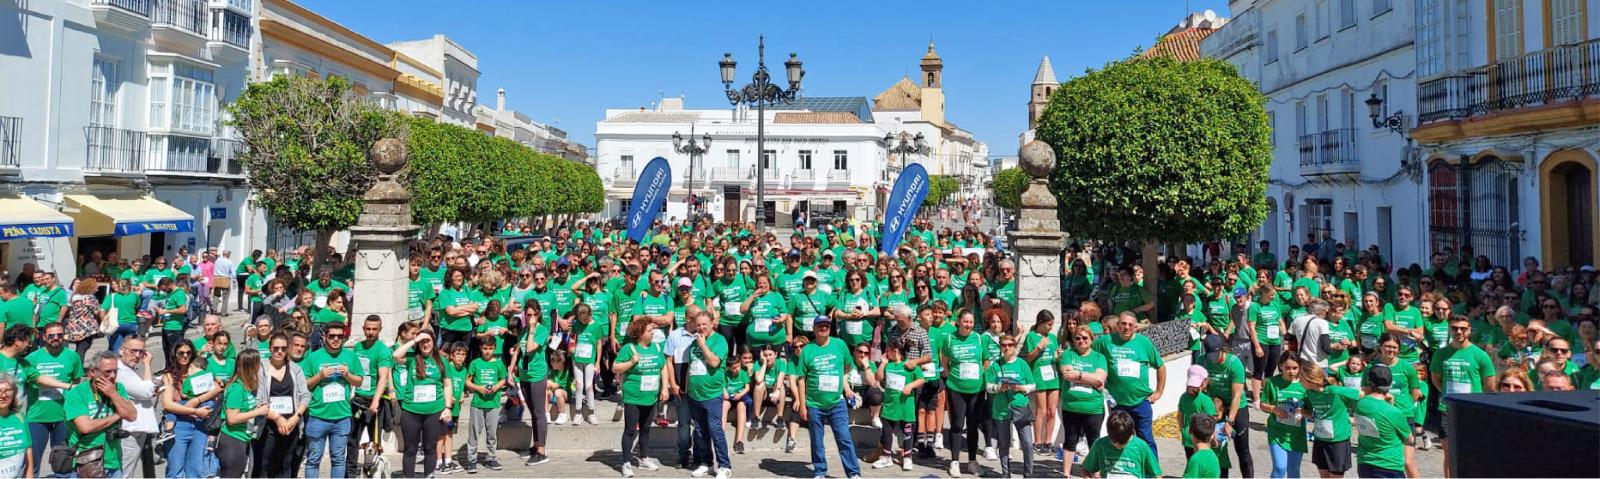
298, 0, 1231, 155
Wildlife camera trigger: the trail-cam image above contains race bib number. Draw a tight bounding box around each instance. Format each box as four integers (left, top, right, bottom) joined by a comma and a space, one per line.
818, 375, 841, 393
755, 317, 773, 332
690, 360, 708, 376
409, 307, 426, 321
269, 396, 294, 415
1343, 376, 1362, 389
846, 320, 864, 335
725, 301, 743, 316
413, 384, 438, 403
640, 375, 661, 392
39, 388, 63, 402
1039, 367, 1056, 381
576, 343, 595, 360
958, 363, 980, 380
1116, 359, 1142, 378
922, 363, 937, 379
189, 374, 216, 393
1355, 415, 1379, 438
1446, 381, 1471, 394
1266, 323, 1281, 340
886, 373, 907, 391
848, 370, 864, 387
1069, 385, 1094, 394
1314, 419, 1336, 440
322, 383, 346, 403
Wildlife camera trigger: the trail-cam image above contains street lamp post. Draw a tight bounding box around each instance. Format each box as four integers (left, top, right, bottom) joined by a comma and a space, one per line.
673, 127, 712, 217
882, 131, 929, 167
721, 35, 804, 231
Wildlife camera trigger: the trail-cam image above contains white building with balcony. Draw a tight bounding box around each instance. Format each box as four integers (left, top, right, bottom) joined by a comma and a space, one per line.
1408, 0, 1599, 270
595, 96, 891, 226
388, 34, 479, 128
0, 0, 256, 279
1202, 0, 1427, 267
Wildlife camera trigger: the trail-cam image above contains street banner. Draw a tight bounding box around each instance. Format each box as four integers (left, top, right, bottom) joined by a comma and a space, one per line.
626, 156, 673, 243
879, 163, 930, 256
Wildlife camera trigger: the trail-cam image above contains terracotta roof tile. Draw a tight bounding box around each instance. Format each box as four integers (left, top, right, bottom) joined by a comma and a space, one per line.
1139, 28, 1218, 62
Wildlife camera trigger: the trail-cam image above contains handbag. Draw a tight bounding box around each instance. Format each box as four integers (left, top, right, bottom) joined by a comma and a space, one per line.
100, 307, 120, 336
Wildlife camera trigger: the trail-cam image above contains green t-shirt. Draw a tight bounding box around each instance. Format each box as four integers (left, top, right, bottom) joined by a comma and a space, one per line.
796, 339, 851, 409
394, 357, 447, 415
467, 357, 508, 409
788, 290, 835, 334
445, 361, 468, 417
1092, 333, 1164, 407
579, 290, 615, 330
1023, 331, 1060, 390
351, 340, 395, 397
64, 383, 131, 470
835, 290, 877, 346
572, 318, 607, 365
312, 307, 347, 326
101, 292, 139, 325
0, 297, 33, 327
1429, 343, 1495, 412
724, 366, 752, 397
1058, 348, 1108, 414
245, 274, 266, 303
1107, 283, 1151, 320
880, 361, 917, 423
687, 334, 731, 401
23, 347, 84, 423
305, 280, 349, 307
1388, 305, 1424, 362
141, 268, 175, 288
0, 412, 30, 459
519, 323, 551, 382
1177, 391, 1217, 449
476, 315, 511, 357
1250, 299, 1287, 345
745, 292, 788, 347
221, 381, 258, 443
1305, 385, 1360, 442
1354, 395, 1412, 471
548, 275, 581, 318
617, 342, 666, 407
984, 357, 1035, 419
712, 276, 752, 326
631, 291, 674, 328
941, 331, 992, 394
407, 278, 435, 313
302, 348, 361, 420
436, 288, 478, 332
1083, 436, 1162, 479
157, 289, 189, 331
1200, 354, 1247, 411
1262, 376, 1308, 453
1183, 448, 1221, 479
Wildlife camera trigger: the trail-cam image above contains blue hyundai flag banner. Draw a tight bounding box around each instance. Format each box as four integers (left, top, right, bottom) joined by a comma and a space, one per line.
879, 163, 930, 256
626, 156, 673, 243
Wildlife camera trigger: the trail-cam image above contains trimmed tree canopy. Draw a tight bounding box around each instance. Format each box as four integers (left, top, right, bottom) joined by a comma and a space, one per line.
1036, 56, 1271, 244
407, 117, 603, 226
991, 167, 1029, 211
922, 175, 960, 208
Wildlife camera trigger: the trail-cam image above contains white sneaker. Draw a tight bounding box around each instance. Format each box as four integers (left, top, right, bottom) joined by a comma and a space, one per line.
902, 457, 914, 471
585, 413, 598, 425
948, 460, 962, 478
715, 467, 731, 479
934, 434, 945, 450
872, 457, 895, 469
553, 413, 568, 425
871, 416, 883, 429
622, 463, 636, 478
640, 458, 662, 471
691, 465, 712, 477
984, 446, 998, 461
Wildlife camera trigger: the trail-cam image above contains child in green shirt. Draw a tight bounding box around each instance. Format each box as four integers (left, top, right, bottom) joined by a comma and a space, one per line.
547, 351, 573, 425
464, 340, 509, 472
1184, 413, 1222, 478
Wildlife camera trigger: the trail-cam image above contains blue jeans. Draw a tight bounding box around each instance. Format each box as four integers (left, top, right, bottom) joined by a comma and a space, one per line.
1270, 443, 1303, 478
690, 397, 731, 469
28, 421, 67, 477
304, 416, 352, 479
806, 403, 861, 478
165, 415, 212, 478
138, 289, 155, 312
1357, 463, 1406, 478
106, 323, 138, 355
1112, 400, 1158, 459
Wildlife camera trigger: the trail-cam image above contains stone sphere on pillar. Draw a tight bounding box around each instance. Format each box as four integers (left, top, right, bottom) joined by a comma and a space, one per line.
1019, 140, 1056, 179
371, 138, 408, 174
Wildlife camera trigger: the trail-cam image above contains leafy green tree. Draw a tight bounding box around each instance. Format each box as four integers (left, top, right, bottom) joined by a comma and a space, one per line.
922, 175, 960, 208
227, 75, 405, 272
1036, 56, 1270, 318
407, 117, 537, 226
991, 167, 1030, 211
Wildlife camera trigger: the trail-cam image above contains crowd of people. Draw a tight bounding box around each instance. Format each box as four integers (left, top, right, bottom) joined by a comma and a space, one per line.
0, 217, 1593, 479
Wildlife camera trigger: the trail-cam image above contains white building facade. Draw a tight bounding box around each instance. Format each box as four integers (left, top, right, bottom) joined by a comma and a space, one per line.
0, 0, 257, 280
595, 97, 892, 227
474, 89, 590, 163
388, 34, 479, 128
1203, 0, 1428, 267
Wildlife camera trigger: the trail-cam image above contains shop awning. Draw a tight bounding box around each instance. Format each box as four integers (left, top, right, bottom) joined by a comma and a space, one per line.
65, 195, 194, 237
0, 196, 75, 240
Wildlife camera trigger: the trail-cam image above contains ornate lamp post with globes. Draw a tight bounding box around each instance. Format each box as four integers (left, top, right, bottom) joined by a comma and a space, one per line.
673, 127, 712, 217
720, 35, 804, 231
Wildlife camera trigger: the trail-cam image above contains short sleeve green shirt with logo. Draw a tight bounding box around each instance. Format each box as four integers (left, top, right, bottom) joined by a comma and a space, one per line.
686, 334, 730, 401
617, 342, 666, 407
941, 331, 992, 395
796, 339, 852, 409
302, 348, 361, 420
1092, 333, 1164, 407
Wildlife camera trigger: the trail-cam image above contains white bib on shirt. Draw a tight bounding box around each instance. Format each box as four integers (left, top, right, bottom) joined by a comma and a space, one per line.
886, 373, 907, 391
640, 375, 661, 392
724, 301, 743, 316
576, 343, 595, 360
189, 374, 216, 394
818, 375, 841, 393
1116, 359, 1142, 377
958, 363, 980, 380
845, 320, 864, 335
690, 359, 708, 376
321, 383, 346, 403
270, 396, 294, 415
413, 384, 438, 403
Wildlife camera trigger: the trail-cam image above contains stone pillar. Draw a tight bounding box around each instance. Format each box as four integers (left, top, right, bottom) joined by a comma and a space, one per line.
349, 138, 419, 345
1010, 141, 1066, 332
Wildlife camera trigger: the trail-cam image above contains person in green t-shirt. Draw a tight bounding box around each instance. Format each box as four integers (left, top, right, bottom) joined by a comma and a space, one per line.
216, 349, 274, 477
1021, 312, 1059, 454
300, 323, 364, 478
684, 311, 732, 474
1259, 355, 1307, 477
1090, 312, 1167, 458
0, 375, 31, 475
1298, 366, 1359, 477
437, 269, 481, 347
153, 278, 189, 360
742, 275, 791, 349
0, 285, 35, 329
1082, 410, 1162, 479
64, 353, 135, 476
985, 334, 1037, 478
1183, 414, 1222, 479
464, 339, 508, 472
939, 309, 995, 473
1426, 316, 1495, 478
25, 323, 85, 435
792, 318, 862, 479
389, 331, 454, 478
613, 319, 669, 477
1352, 365, 1415, 478
722, 351, 754, 455
871, 342, 925, 471
101, 279, 141, 353
1058, 323, 1108, 462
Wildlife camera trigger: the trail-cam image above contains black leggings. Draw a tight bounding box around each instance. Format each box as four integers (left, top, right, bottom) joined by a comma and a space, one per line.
400, 410, 444, 478
251, 422, 299, 478
621, 403, 658, 467
521, 381, 550, 449
880, 419, 915, 456
1253, 343, 1283, 380
948, 389, 982, 462
1060, 410, 1104, 452
162, 329, 185, 366
217, 434, 250, 478
1231, 407, 1255, 478
716, 324, 748, 355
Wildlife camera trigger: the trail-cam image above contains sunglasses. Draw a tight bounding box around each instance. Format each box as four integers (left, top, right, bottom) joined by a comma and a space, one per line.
1074, 335, 1093, 340
326, 334, 346, 340
270, 346, 288, 352
44, 334, 63, 340
1550, 348, 1570, 354
1001, 343, 1018, 347
176, 351, 193, 357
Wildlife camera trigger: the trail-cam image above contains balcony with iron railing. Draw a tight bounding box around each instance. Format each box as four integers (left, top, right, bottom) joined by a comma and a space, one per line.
209, 8, 252, 54
826, 169, 849, 182
709, 167, 744, 182
152, 0, 206, 43
90, 0, 154, 32
792, 169, 816, 183
1297, 128, 1360, 180
0, 116, 20, 169
84, 126, 147, 175
1417, 38, 1600, 126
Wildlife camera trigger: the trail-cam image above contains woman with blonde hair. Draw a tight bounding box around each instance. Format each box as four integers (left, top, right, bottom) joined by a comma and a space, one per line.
0, 374, 30, 477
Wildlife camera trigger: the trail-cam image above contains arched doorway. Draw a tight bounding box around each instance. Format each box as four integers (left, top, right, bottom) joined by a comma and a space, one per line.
1541, 150, 1600, 268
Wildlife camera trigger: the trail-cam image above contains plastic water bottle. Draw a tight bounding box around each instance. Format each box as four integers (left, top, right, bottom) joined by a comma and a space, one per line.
847, 394, 859, 410
1214, 422, 1230, 447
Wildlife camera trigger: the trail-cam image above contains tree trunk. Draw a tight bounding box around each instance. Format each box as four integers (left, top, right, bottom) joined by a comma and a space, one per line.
1142, 240, 1160, 323
313, 229, 335, 279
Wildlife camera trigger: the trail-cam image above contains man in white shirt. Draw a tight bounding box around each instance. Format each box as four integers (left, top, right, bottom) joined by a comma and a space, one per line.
1290, 298, 1333, 369
663, 316, 698, 468
116, 336, 159, 478
213, 250, 236, 313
